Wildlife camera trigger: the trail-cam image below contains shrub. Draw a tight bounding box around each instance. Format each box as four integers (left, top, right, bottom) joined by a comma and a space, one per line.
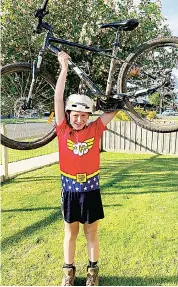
115, 108, 157, 121
146, 111, 157, 120
134, 107, 147, 118
115, 110, 130, 121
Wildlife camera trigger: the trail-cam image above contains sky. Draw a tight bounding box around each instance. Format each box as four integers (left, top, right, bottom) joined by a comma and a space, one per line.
133, 0, 178, 36
161, 0, 178, 36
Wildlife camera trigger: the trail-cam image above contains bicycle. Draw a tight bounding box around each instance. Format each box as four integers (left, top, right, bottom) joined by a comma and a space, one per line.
1, 0, 178, 150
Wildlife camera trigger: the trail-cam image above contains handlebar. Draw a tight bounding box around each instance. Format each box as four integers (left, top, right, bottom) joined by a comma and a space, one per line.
41, 0, 49, 11
34, 0, 51, 33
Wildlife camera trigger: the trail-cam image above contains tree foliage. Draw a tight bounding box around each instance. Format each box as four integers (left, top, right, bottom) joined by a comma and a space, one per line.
1, 0, 171, 95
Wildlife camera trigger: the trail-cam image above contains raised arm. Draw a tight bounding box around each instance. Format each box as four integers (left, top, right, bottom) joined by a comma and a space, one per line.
54, 51, 70, 126
100, 110, 118, 126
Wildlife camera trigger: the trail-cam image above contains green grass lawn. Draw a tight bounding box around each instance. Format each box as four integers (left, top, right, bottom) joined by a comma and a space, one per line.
1, 152, 178, 286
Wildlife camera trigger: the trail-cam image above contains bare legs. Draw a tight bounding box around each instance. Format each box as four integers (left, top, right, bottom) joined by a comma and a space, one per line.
63, 220, 99, 264
64, 221, 79, 264
84, 220, 99, 262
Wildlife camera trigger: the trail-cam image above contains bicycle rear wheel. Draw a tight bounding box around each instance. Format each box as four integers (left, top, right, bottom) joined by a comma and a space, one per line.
1, 62, 57, 150
118, 37, 178, 133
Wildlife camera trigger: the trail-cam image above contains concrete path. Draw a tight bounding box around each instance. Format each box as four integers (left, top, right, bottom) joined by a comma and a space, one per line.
0, 152, 59, 181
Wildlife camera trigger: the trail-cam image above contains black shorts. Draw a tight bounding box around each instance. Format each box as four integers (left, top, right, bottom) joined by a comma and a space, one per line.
61, 189, 104, 224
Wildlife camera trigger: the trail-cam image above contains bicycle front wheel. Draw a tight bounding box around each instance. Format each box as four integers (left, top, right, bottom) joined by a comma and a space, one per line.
118, 37, 178, 133
1, 62, 57, 150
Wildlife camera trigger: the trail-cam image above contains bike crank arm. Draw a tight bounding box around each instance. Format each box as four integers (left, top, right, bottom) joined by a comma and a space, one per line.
133, 79, 170, 99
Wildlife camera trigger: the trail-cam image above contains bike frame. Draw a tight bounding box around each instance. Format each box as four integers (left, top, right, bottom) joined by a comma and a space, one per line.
29, 27, 124, 102
29, 0, 162, 104
49, 32, 122, 96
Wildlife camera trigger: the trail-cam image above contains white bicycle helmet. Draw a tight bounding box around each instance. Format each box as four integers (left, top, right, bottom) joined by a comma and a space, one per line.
65, 94, 93, 113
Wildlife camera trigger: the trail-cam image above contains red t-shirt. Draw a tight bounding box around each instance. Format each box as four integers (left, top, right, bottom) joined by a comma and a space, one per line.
56, 117, 106, 192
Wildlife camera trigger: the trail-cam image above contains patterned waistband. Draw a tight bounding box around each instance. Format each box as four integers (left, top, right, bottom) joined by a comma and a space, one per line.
61, 171, 100, 192
60, 170, 100, 183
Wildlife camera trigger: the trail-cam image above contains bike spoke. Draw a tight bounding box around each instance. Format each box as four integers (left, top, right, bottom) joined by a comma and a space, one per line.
118, 38, 178, 132
1, 64, 56, 144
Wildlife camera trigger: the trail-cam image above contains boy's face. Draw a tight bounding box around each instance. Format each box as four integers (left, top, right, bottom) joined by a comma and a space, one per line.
69, 110, 90, 130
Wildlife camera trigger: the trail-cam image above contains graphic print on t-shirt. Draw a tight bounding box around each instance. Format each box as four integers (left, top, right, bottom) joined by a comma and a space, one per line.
67, 137, 94, 156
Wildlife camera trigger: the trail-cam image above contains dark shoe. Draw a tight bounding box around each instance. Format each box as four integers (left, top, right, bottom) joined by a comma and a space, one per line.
86, 266, 99, 286
61, 266, 76, 286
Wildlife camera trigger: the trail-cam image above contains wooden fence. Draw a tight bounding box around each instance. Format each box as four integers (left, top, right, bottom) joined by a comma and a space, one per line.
101, 121, 178, 155
1, 121, 178, 181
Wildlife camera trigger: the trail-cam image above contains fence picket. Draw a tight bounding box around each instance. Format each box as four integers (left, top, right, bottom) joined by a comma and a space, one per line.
102, 121, 178, 155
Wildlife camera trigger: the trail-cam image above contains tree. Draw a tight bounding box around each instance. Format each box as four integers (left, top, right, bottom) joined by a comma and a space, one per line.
1, 0, 171, 96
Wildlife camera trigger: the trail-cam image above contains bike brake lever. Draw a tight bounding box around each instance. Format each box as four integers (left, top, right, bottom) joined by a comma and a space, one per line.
44, 11, 49, 16
34, 21, 52, 34
35, 8, 49, 18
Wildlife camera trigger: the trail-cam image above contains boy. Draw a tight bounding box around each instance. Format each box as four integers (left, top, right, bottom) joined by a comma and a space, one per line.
55, 51, 117, 286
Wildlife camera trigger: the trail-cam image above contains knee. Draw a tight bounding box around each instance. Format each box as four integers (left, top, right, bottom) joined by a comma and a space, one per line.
65, 230, 79, 242
84, 228, 98, 242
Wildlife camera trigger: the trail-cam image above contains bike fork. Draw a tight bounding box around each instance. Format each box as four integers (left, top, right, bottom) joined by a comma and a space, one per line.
27, 45, 44, 105
27, 60, 37, 103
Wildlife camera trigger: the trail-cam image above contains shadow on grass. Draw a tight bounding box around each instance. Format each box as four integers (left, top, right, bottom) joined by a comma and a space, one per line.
103, 204, 123, 207
100, 156, 178, 195
102, 189, 177, 195
1, 206, 60, 212
75, 275, 178, 286
1, 176, 60, 186
1, 210, 62, 252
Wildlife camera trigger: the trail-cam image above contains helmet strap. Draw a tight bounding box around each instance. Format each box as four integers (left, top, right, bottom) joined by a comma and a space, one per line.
65, 111, 71, 126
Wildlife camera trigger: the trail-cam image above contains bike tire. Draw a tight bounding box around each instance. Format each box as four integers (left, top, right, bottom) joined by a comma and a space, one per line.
117, 37, 178, 133
1, 62, 57, 150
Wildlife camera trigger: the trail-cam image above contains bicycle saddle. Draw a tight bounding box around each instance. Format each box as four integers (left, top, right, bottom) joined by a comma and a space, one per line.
100, 19, 139, 31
